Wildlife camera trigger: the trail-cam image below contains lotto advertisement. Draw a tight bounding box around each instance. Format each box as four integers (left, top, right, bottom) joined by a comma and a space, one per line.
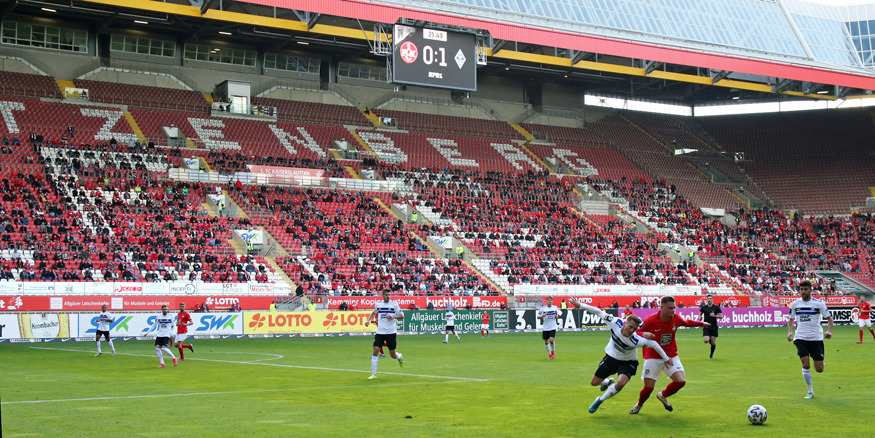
243, 311, 377, 335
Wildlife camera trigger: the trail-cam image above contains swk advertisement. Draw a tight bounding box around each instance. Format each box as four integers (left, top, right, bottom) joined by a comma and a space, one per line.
77, 312, 244, 337
243, 311, 377, 334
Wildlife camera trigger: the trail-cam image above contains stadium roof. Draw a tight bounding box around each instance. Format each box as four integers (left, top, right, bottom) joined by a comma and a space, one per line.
10, 0, 875, 104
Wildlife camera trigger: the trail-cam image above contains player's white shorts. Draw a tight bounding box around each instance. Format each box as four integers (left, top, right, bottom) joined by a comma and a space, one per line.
859, 318, 872, 328
481, 324, 489, 330
640, 356, 684, 381
173, 332, 189, 343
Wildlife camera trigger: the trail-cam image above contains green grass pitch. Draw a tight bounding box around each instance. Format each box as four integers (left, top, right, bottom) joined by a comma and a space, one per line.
1, 325, 872, 437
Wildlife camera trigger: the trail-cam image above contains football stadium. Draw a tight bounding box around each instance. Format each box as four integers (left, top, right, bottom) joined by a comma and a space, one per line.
1, 0, 874, 436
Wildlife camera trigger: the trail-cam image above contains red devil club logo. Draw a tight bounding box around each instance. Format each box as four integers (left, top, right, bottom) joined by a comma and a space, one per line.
399, 41, 418, 63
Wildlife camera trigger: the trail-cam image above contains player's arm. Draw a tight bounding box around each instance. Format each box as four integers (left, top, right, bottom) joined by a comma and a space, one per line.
787, 312, 795, 342
824, 308, 833, 339
683, 318, 708, 328
571, 301, 609, 321
144, 319, 158, 337
364, 309, 378, 326
714, 306, 724, 319
394, 305, 404, 321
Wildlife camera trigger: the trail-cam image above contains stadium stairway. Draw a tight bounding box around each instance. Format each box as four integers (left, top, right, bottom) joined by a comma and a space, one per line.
344, 166, 360, 179
510, 123, 535, 142
619, 113, 673, 153
55, 79, 75, 95
462, 258, 508, 295
123, 111, 148, 144
202, 93, 214, 103
223, 190, 250, 219
519, 143, 552, 172
348, 130, 378, 162
264, 256, 297, 290
201, 200, 219, 217
361, 108, 380, 127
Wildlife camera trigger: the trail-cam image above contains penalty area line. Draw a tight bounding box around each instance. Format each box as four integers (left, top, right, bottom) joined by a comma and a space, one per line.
29, 346, 489, 382
1, 382, 445, 405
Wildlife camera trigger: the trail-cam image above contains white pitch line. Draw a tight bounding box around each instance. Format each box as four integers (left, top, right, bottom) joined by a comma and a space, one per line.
2, 382, 442, 405
29, 346, 488, 382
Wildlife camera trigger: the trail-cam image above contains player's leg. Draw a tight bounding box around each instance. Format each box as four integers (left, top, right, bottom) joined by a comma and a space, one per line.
444, 328, 449, 343
632, 359, 661, 413
709, 336, 717, 359
859, 320, 865, 343
550, 335, 556, 358
386, 335, 403, 367
154, 339, 165, 366
159, 339, 177, 366
542, 332, 551, 357
453, 328, 460, 341
106, 333, 115, 355
589, 356, 619, 413
95, 332, 102, 356
798, 342, 814, 397
370, 336, 381, 378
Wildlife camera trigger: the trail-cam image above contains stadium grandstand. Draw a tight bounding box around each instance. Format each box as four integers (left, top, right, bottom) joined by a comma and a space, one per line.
0, 0, 873, 315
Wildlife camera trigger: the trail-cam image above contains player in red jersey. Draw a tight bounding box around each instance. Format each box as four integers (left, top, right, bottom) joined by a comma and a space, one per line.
630, 296, 708, 414
173, 302, 195, 360
481, 311, 490, 338
857, 300, 874, 344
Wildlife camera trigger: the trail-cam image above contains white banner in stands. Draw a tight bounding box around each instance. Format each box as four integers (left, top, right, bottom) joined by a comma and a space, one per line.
56, 283, 86, 296
208, 194, 225, 206
0, 282, 21, 294
514, 284, 733, 296
184, 158, 200, 170
235, 229, 265, 245
168, 283, 197, 295
247, 284, 274, 295
701, 207, 725, 216
142, 282, 167, 295
20, 283, 56, 294
197, 282, 249, 296
432, 236, 453, 249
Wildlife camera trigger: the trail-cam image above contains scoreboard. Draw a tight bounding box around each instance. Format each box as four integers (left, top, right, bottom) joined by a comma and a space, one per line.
392, 24, 477, 91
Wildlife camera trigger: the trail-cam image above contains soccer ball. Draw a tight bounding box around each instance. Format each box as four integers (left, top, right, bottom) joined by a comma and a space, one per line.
747, 404, 767, 425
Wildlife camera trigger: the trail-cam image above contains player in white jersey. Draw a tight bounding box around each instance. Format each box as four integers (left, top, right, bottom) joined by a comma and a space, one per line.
443, 305, 461, 343
144, 305, 177, 368
364, 289, 405, 379
787, 280, 833, 399
95, 304, 116, 356
537, 296, 561, 359
569, 299, 673, 413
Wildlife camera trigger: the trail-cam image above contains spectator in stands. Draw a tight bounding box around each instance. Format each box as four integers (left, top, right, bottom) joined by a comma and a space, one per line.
339, 301, 349, 311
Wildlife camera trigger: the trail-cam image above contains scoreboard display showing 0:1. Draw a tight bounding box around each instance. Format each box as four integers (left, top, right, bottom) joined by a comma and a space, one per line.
392, 24, 477, 91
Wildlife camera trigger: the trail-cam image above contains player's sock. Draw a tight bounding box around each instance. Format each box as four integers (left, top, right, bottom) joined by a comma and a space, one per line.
710, 344, 716, 358
371, 355, 378, 375
155, 347, 164, 365
551, 341, 555, 352
638, 386, 654, 405
455, 333, 460, 341
802, 368, 813, 393
445, 334, 449, 342
870, 329, 875, 341
108, 340, 115, 353
662, 381, 686, 397
161, 347, 176, 359
599, 383, 620, 401
96, 341, 101, 354
861, 330, 864, 342
545, 343, 551, 354
178, 347, 185, 359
